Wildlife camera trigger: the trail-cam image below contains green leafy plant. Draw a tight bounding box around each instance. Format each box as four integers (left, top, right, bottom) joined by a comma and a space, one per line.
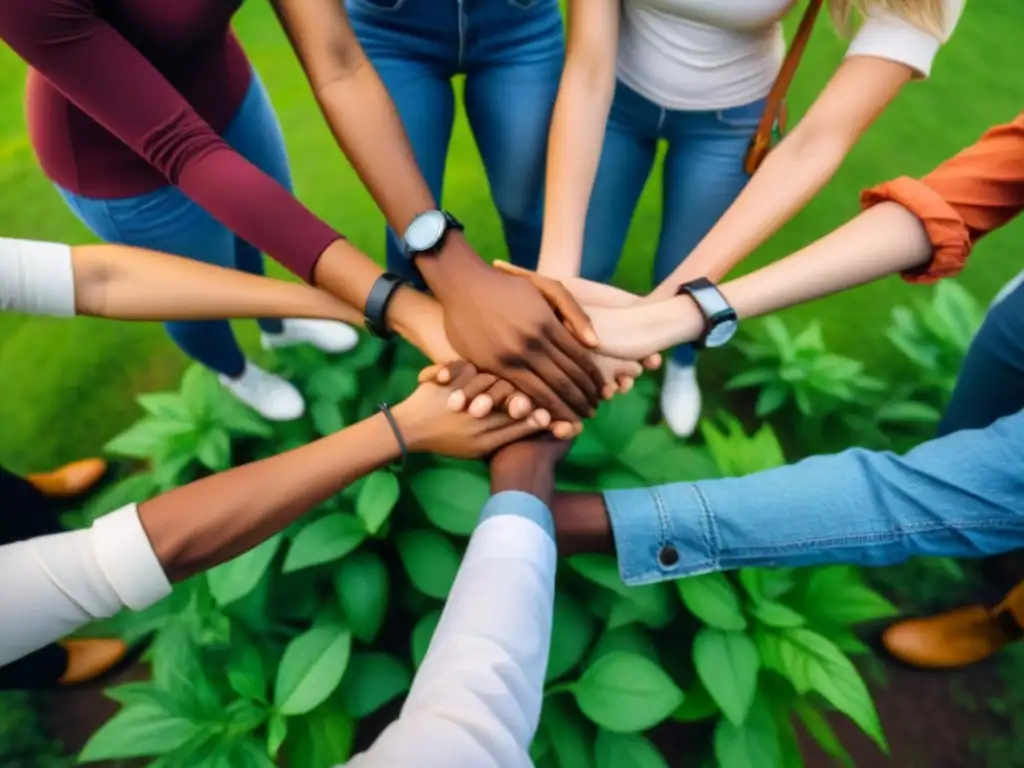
51, 339, 897, 767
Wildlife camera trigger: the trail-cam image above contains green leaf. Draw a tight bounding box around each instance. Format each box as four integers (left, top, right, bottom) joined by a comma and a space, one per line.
196, 427, 231, 471
692, 629, 761, 726
672, 679, 719, 723
343, 335, 385, 369
750, 600, 805, 628
592, 388, 648, 448
282, 513, 367, 573
267, 713, 288, 760
411, 467, 489, 536
739, 568, 796, 602
795, 700, 855, 768
334, 551, 389, 643
307, 366, 358, 403
547, 591, 597, 682
411, 610, 442, 668
213, 393, 274, 438
589, 626, 660, 668
595, 731, 668, 768
283, 699, 356, 768
397, 530, 461, 600
761, 628, 886, 750
755, 382, 790, 417
79, 702, 198, 762
310, 400, 345, 436
568, 554, 628, 596
104, 417, 194, 459
207, 533, 281, 607
572, 651, 684, 733
226, 642, 268, 705
181, 364, 225, 419
356, 471, 400, 535
796, 566, 899, 627
876, 400, 941, 424
713, 695, 782, 768
274, 625, 352, 716
542, 697, 594, 768
81, 472, 159, 523
677, 573, 747, 630
137, 392, 193, 423
338, 653, 411, 719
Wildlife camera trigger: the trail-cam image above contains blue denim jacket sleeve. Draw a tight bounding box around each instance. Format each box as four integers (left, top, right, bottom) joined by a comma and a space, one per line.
603, 410, 1024, 586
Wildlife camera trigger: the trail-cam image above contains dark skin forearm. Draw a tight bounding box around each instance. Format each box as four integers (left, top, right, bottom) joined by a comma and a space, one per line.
139, 413, 398, 583
551, 492, 615, 556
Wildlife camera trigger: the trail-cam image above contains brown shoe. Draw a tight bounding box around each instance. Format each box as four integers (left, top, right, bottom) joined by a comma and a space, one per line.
882, 603, 1023, 669
25, 458, 107, 498
57, 638, 128, 685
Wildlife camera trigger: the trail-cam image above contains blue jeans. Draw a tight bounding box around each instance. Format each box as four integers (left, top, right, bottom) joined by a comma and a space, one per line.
57, 75, 288, 378
581, 81, 764, 366
346, 0, 564, 284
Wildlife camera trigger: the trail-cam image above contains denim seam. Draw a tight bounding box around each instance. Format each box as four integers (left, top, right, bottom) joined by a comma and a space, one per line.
98, 199, 127, 243
722, 519, 1024, 557
691, 485, 722, 570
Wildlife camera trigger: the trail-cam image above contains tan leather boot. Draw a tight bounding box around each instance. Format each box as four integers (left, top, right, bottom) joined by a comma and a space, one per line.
57, 638, 128, 685
25, 458, 107, 498
882, 581, 1024, 669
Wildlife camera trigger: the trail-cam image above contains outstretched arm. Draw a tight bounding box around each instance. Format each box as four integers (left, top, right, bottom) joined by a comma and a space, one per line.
0, 371, 546, 666
648, 0, 965, 296
588, 112, 1024, 361
271, 0, 605, 421
553, 409, 1024, 586
350, 438, 570, 767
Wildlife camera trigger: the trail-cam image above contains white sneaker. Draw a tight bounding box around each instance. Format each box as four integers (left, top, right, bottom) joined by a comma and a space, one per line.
991, 268, 1024, 308
261, 318, 360, 354
219, 361, 305, 421
660, 360, 702, 438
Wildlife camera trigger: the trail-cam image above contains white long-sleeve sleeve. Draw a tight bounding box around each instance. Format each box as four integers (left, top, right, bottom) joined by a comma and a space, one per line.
346, 491, 557, 768
846, 0, 965, 78
0, 237, 76, 316
0, 503, 171, 666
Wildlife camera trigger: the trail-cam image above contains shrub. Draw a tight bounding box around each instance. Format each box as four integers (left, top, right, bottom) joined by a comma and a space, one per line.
53, 339, 895, 766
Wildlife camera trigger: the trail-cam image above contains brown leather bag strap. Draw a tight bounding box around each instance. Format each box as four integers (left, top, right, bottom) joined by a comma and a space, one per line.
744, 0, 824, 174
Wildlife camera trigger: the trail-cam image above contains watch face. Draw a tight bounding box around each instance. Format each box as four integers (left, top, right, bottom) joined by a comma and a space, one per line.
405, 210, 448, 253
705, 318, 738, 348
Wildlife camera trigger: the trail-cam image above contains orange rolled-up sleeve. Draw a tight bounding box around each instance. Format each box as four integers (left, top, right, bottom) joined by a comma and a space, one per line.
861, 113, 1024, 283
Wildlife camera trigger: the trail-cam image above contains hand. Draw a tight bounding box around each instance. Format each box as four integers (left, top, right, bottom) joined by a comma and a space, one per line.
494, 261, 644, 308
388, 288, 460, 364
436, 259, 604, 420
392, 363, 550, 459
417, 363, 580, 441
586, 301, 701, 361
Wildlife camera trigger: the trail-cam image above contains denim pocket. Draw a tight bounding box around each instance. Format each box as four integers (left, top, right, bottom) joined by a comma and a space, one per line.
349, 0, 408, 12
714, 99, 768, 129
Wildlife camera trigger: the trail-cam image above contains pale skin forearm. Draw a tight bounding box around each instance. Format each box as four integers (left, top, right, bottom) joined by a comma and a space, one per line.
599, 202, 932, 358
649, 57, 914, 299
536, 0, 620, 279
71, 244, 362, 323
139, 413, 399, 583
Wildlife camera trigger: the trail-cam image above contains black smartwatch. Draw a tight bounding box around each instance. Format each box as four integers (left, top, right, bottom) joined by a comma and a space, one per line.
676, 278, 738, 349
364, 272, 406, 339
402, 210, 464, 260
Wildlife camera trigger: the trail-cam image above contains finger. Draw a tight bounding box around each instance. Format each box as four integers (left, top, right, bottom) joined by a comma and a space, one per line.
602, 381, 619, 400
546, 322, 605, 399
448, 362, 480, 393
617, 376, 635, 394
492, 260, 529, 278
550, 420, 577, 440
506, 367, 581, 422
485, 380, 519, 414
459, 373, 498, 403
541, 335, 602, 408
528, 345, 596, 418
483, 414, 548, 454
545, 281, 599, 348
418, 364, 446, 384
468, 394, 494, 418
642, 353, 663, 371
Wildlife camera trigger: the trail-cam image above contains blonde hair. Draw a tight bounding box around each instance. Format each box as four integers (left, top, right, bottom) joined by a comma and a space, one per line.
828, 0, 947, 38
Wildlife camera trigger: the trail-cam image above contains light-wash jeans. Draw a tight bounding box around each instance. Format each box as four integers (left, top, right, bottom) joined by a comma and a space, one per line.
346, 0, 564, 285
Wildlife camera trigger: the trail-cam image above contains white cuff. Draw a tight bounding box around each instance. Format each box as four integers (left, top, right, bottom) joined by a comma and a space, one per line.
91, 504, 172, 611
0, 238, 76, 316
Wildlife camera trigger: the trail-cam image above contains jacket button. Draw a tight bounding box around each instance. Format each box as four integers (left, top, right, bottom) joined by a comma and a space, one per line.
658, 545, 680, 567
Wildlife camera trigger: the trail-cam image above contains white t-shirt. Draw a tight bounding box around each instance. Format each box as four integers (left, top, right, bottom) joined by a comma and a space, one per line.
0, 237, 76, 315
616, 0, 966, 111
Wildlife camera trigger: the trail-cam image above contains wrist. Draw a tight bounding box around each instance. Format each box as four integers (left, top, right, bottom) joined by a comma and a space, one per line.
387, 399, 430, 455
491, 459, 556, 508
551, 493, 614, 556
417, 230, 488, 301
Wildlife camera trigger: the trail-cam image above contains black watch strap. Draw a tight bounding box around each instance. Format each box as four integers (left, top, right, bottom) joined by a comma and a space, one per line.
676, 277, 737, 350
364, 272, 405, 339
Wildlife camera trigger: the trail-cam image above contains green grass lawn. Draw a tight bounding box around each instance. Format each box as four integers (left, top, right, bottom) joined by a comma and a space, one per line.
0, 1, 1021, 473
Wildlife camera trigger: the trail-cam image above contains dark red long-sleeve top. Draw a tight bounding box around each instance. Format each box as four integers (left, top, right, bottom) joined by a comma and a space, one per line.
0, 0, 341, 282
